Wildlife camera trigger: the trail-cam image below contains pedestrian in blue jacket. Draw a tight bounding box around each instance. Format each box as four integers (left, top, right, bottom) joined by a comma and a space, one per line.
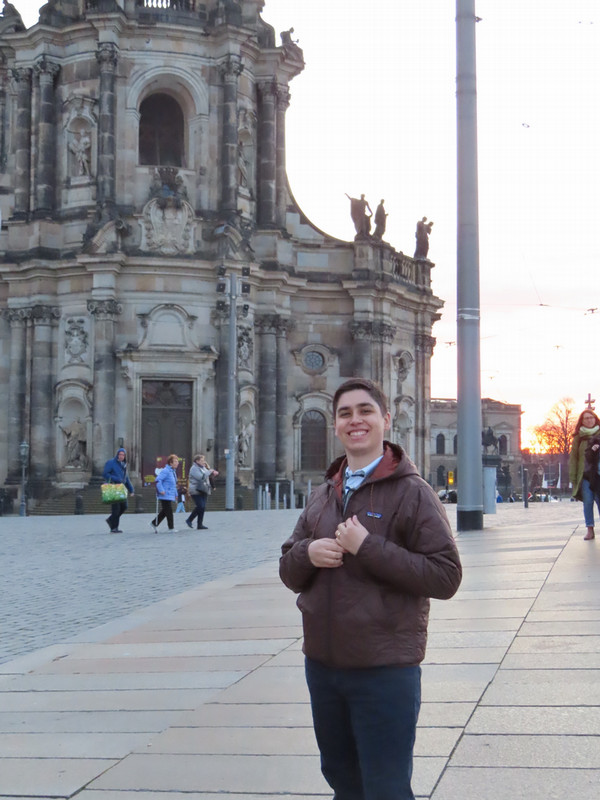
150, 454, 179, 532
102, 448, 135, 533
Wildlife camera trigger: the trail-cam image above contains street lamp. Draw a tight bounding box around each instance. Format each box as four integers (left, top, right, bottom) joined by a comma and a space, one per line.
19, 440, 29, 517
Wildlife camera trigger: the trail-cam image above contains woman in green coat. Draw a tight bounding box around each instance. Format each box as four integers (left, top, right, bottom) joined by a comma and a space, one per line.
569, 409, 600, 540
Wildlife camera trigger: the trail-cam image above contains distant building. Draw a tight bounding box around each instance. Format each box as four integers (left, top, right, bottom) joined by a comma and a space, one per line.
0, 0, 443, 503
430, 398, 522, 496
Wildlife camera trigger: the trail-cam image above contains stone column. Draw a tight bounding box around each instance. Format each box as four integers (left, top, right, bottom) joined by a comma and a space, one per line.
29, 305, 60, 486
275, 318, 291, 478
349, 321, 374, 378
414, 332, 436, 477
33, 58, 60, 217
0, 84, 7, 171
88, 299, 122, 479
214, 306, 230, 475
11, 68, 32, 219
220, 55, 243, 217
256, 80, 277, 228
371, 321, 396, 386
255, 314, 278, 481
275, 85, 290, 229
5, 309, 30, 481
96, 43, 118, 218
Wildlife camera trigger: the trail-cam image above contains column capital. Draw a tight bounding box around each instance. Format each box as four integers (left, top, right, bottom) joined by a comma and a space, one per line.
275, 84, 291, 110
96, 42, 118, 72
415, 332, 436, 356
349, 320, 396, 344
87, 299, 122, 319
31, 304, 60, 324
33, 57, 60, 81
254, 313, 280, 334
256, 78, 277, 99
11, 66, 32, 84
220, 54, 243, 81
4, 307, 32, 325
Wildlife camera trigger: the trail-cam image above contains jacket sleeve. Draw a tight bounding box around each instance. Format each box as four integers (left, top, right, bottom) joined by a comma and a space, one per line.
355, 480, 462, 600
279, 509, 320, 594
569, 436, 580, 484
124, 473, 134, 493
155, 468, 166, 494
103, 460, 115, 483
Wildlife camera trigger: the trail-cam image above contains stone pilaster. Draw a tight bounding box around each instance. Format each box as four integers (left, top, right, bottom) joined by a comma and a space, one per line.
5, 309, 30, 481
349, 321, 374, 378
11, 68, 32, 218
256, 80, 277, 228
213, 305, 230, 475
255, 314, 278, 480
220, 55, 243, 216
96, 43, 118, 218
88, 299, 122, 479
29, 305, 60, 485
275, 317, 292, 478
414, 332, 436, 477
275, 85, 290, 229
33, 58, 60, 216
349, 320, 396, 383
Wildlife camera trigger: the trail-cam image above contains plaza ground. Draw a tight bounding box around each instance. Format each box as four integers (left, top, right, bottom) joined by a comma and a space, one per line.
1, 502, 599, 798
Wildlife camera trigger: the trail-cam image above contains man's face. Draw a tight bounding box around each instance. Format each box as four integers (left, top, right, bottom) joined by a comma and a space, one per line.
117, 452, 125, 461
334, 389, 390, 464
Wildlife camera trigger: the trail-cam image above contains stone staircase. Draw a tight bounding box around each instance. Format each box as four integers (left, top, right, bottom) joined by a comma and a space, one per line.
26, 483, 258, 516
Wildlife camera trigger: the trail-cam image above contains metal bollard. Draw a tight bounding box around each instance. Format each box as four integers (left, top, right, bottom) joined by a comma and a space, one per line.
74, 494, 84, 515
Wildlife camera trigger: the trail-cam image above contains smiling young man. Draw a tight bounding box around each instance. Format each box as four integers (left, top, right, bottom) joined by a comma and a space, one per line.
280, 378, 462, 800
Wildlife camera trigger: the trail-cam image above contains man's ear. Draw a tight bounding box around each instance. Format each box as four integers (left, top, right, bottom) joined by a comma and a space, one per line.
383, 411, 391, 431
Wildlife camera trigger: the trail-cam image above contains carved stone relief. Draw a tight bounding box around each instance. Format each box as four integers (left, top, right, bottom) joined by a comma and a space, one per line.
64, 317, 89, 364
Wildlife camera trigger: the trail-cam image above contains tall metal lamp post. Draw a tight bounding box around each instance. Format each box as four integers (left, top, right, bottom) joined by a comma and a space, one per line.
217, 262, 251, 510
19, 440, 29, 517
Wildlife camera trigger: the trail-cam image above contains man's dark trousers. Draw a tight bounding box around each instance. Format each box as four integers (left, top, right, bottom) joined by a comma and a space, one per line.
305, 658, 421, 800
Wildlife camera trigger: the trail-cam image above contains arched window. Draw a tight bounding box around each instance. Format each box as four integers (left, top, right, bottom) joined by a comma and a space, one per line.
498, 434, 508, 455
139, 93, 184, 166
301, 410, 327, 471
436, 433, 445, 455
436, 465, 446, 487
453, 434, 458, 455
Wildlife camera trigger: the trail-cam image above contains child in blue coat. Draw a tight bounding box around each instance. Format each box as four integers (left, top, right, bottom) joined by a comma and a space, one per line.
150, 454, 179, 532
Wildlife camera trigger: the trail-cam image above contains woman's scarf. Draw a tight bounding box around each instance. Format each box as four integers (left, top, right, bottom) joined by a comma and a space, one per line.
579, 424, 600, 437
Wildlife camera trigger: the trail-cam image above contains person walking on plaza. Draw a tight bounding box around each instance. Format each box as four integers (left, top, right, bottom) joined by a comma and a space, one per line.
569, 408, 600, 540
103, 448, 135, 534
186, 454, 218, 530
279, 378, 462, 800
151, 454, 179, 533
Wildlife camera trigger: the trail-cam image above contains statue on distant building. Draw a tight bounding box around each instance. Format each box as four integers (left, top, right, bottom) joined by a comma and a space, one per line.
373, 199, 388, 240
346, 193, 372, 239
69, 130, 92, 177
60, 418, 88, 468
414, 216, 433, 259
280, 27, 299, 47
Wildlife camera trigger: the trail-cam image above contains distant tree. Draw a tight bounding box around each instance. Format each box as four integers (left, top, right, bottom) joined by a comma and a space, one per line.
530, 397, 577, 455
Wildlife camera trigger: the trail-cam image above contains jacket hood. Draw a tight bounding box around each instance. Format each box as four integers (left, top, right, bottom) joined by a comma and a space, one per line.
325, 440, 418, 490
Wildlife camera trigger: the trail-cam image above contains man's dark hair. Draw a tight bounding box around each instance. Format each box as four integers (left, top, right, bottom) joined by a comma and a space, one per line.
333, 378, 388, 417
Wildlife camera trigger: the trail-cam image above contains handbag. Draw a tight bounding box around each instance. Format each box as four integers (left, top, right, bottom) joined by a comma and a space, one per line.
101, 482, 128, 503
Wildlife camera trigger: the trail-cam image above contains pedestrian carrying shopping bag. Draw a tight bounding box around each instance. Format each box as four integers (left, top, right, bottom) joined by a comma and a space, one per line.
101, 483, 127, 503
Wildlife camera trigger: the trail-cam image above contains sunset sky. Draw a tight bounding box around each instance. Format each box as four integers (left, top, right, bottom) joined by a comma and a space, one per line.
15, 1, 600, 445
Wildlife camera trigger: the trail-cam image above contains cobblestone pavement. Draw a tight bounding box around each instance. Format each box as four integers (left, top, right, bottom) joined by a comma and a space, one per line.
1, 500, 583, 665
1, 509, 300, 664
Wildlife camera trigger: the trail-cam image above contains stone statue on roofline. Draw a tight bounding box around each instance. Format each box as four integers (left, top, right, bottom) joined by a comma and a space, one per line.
346, 193, 372, 240
414, 216, 433, 259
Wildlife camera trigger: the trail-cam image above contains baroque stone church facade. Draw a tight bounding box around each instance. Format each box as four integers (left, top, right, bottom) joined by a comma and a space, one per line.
0, 0, 442, 502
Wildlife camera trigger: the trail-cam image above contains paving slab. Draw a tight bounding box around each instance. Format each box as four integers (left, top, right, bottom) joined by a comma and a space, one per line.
432, 766, 599, 800
1, 758, 119, 797
466, 705, 600, 735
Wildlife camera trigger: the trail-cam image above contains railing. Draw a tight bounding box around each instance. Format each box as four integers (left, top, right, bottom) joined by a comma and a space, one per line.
85, 0, 207, 17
